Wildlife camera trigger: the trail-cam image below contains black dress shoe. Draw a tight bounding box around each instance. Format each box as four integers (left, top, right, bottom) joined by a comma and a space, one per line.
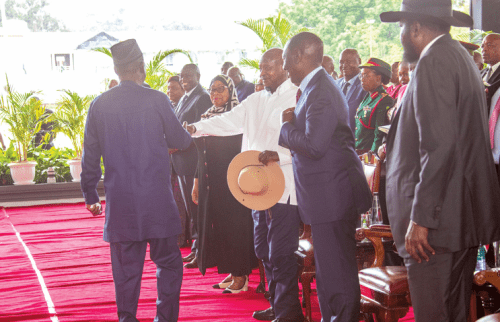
272, 315, 304, 322
182, 251, 196, 262
183, 257, 198, 268
252, 307, 275, 321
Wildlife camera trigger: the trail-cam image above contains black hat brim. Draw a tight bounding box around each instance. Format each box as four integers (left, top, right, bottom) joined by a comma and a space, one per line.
380, 10, 472, 28
358, 66, 392, 79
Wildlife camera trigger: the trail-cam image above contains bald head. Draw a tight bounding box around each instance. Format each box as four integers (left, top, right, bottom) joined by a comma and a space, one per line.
228, 66, 243, 87
285, 32, 324, 66
259, 48, 287, 93
322, 55, 335, 76
482, 33, 500, 66
283, 32, 324, 85
261, 48, 284, 65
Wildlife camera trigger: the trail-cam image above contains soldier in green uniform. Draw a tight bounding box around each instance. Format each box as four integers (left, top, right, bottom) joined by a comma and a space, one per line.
354, 57, 394, 154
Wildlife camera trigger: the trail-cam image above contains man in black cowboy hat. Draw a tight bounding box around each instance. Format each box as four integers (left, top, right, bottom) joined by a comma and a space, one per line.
381, 0, 500, 320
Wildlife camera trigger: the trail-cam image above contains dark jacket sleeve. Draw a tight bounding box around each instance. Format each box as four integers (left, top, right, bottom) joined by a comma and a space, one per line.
80, 99, 102, 205
279, 91, 338, 160
410, 54, 457, 229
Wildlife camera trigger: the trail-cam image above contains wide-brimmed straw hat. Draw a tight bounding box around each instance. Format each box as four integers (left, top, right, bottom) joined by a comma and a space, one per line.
227, 150, 285, 211
380, 0, 473, 28
359, 58, 392, 79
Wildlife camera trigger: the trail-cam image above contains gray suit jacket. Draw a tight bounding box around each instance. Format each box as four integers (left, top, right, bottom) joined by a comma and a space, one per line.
172, 84, 212, 176
386, 34, 500, 258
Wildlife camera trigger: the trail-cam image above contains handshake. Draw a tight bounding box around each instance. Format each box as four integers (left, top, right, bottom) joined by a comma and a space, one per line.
182, 122, 196, 135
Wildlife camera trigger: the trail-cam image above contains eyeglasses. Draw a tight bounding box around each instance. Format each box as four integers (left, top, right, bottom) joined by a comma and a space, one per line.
209, 86, 227, 94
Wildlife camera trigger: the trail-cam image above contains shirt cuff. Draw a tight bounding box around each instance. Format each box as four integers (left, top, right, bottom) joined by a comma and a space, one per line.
83, 190, 100, 205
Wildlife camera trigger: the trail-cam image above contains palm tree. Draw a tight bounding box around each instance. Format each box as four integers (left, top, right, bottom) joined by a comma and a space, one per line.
0, 76, 46, 162
145, 49, 192, 93
236, 12, 309, 70
52, 90, 96, 159
91, 47, 192, 93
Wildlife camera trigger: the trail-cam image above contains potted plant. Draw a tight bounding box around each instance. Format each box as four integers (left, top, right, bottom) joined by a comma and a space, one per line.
52, 90, 95, 182
0, 76, 47, 185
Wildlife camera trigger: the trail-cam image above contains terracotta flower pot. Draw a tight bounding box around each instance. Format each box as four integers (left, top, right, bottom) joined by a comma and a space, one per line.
68, 159, 82, 182
8, 161, 37, 185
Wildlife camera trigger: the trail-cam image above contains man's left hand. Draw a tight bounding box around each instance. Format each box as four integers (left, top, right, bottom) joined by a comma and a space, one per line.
405, 220, 435, 263
258, 150, 280, 165
86, 202, 102, 216
281, 107, 295, 124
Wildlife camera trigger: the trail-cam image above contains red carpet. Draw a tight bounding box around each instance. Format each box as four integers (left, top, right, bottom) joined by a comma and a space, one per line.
0, 204, 414, 321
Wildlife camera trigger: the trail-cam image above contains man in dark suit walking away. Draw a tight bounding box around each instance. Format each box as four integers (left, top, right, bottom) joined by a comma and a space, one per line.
172, 64, 212, 268
380, 1, 500, 320
279, 32, 372, 322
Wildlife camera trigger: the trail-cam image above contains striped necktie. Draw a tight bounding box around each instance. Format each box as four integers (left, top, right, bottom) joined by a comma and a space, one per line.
296, 89, 302, 103
342, 81, 350, 95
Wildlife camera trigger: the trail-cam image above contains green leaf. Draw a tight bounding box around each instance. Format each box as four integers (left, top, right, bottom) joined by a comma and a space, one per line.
91, 47, 113, 58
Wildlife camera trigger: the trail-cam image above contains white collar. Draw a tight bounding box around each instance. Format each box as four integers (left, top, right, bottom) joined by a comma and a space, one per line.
420, 34, 446, 58
299, 66, 323, 93
185, 85, 197, 98
489, 61, 500, 76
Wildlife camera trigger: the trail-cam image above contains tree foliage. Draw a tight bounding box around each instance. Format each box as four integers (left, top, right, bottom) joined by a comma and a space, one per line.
279, 0, 475, 65
0, 0, 67, 32
279, 0, 403, 65
236, 12, 308, 70
92, 47, 192, 93
0, 76, 47, 162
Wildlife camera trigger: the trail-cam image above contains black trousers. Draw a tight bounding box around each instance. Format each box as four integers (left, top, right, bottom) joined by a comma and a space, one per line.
405, 247, 478, 322
177, 174, 198, 252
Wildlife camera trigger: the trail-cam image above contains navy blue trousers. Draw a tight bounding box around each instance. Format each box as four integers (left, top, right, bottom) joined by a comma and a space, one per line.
252, 202, 303, 319
110, 235, 183, 322
311, 219, 360, 322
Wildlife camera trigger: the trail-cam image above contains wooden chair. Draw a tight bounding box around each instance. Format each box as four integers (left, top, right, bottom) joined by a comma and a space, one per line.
357, 226, 411, 322
473, 268, 500, 319
296, 154, 408, 322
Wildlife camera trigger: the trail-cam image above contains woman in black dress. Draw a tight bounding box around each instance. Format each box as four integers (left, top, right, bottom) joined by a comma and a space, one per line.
192, 75, 257, 293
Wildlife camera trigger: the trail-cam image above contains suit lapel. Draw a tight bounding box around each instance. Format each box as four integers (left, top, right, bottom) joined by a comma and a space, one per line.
176, 85, 201, 117
297, 69, 325, 113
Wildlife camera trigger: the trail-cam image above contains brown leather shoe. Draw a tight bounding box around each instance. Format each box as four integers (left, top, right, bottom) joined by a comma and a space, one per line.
182, 251, 196, 263
183, 257, 198, 269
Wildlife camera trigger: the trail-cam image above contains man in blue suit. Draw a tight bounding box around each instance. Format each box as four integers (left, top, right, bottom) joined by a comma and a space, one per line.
279, 32, 372, 322
172, 64, 212, 268
81, 39, 193, 322
336, 49, 367, 132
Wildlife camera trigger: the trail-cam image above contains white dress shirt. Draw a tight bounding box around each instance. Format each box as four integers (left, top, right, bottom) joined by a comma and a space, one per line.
490, 89, 500, 164
193, 79, 298, 205
484, 61, 500, 83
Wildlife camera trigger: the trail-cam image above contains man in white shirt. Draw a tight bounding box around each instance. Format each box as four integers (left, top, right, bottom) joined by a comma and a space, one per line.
185, 48, 304, 322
